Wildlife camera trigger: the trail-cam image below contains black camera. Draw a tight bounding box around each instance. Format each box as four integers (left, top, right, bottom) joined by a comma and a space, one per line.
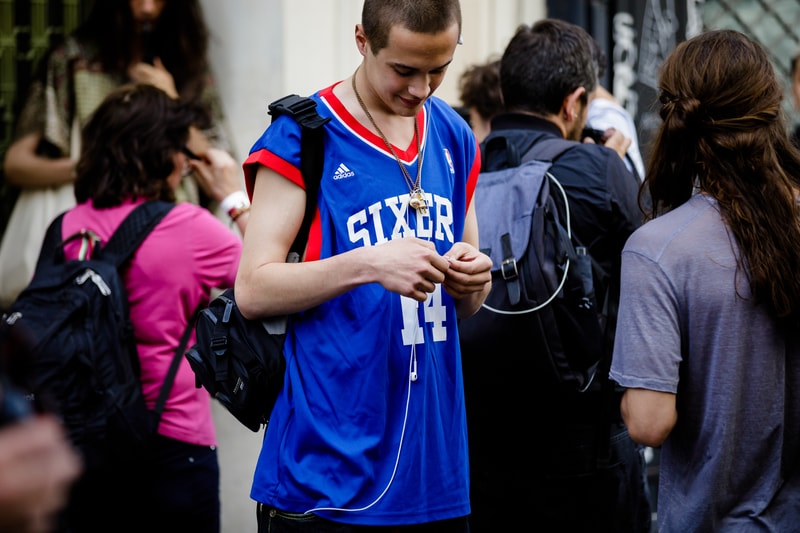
581, 127, 607, 144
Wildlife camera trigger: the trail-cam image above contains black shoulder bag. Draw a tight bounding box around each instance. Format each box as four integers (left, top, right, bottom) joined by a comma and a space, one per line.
184, 95, 329, 432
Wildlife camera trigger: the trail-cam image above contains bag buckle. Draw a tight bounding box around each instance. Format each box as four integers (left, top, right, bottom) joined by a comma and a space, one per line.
501, 258, 518, 279
210, 336, 228, 355
268, 94, 329, 129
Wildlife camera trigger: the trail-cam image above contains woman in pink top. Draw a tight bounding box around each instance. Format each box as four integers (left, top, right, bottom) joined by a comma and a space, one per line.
59, 83, 247, 533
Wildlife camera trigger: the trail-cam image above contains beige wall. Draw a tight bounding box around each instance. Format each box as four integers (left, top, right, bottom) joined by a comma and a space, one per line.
201, 0, 546, 161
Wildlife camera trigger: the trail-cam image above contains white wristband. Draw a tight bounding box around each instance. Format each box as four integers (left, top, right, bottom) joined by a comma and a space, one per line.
220, 191, 249, 214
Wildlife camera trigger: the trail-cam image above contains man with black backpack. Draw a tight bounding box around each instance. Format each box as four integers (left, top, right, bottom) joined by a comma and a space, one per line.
236, 2, 492, 531
458, 18, 651, 532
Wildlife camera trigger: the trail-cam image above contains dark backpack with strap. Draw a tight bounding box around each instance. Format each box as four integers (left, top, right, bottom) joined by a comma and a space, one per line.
459, 133, 613, 392
185, 94, 329, 432
1, 201, 190, 471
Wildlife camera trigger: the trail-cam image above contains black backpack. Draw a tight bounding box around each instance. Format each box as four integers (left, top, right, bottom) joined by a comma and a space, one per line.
185, 94, 329, 432
459, 134, 614, 392
1, 201, 189, 470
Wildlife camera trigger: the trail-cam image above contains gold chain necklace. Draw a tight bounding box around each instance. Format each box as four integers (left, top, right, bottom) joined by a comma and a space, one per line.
351, 70, 428, 214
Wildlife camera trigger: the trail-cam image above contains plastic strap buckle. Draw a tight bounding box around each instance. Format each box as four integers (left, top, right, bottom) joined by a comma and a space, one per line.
268, 94, 330, 129
501, 258, 519, 280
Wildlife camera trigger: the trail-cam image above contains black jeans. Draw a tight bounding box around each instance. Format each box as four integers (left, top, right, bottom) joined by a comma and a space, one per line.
257, 505, 470, 533
57, 434, 220, 533
469, 421, 652, 533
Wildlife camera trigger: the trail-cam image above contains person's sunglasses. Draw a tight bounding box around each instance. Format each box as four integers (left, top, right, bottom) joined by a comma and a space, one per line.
182, 146, 201, 160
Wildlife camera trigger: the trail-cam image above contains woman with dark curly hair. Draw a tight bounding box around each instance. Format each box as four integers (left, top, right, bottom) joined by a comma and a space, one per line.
1, 0, 239, 307
610, 29, 800, 532
59, 83, 244, 533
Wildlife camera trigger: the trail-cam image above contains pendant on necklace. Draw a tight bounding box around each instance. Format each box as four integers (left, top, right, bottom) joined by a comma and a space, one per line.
409, 187, 428, 215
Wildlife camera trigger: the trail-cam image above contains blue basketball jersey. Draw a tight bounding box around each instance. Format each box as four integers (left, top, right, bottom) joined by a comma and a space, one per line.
244, 82, 480, 525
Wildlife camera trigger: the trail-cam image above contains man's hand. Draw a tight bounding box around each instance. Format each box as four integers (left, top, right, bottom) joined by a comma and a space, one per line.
442, 243, 492, 300
583, 127, 632, 162
371, 238, 451, 303
187, 147, 242, 204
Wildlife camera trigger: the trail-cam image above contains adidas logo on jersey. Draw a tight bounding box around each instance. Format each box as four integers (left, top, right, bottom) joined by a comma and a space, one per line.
333, 163, 355, 180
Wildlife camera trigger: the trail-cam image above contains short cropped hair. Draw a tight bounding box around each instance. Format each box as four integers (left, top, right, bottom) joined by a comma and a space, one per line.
500, 19, 597, 116
362, 0, 462, 53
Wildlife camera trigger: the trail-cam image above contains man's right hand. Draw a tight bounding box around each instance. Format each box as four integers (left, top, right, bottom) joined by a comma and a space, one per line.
584, 127, 632, 162
370, 237, 451, 303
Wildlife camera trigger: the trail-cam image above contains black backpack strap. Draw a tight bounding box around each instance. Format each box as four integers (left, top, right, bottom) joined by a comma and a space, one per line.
101, 201, 175, 268
268, 95, 330, 257
480, 135, 521, 171
152, 304, 202, 425
102, 201, 175, 425
521, 136, 579, 164
480, 132, 541, 172
34, 201, 173, 273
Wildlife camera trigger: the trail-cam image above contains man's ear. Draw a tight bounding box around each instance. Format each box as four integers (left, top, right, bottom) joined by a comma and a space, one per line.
355, 24, 368, 57
561, 87, 587, 122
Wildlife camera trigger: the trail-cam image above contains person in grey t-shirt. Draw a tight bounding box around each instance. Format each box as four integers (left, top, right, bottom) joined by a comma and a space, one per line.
610, 29, 800, 532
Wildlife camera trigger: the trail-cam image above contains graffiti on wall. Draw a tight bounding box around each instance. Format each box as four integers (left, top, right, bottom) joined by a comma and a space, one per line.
611, 0, 705, 165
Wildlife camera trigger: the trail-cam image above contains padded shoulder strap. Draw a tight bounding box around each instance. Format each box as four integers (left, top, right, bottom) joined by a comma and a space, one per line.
481, 135, 520, 171
102, 201, 174, 268
480, 131, 578, 171
480, 131, 541, 172
33, 202, 172, 273
268, 94, 331, 257
521, 136, 580, 164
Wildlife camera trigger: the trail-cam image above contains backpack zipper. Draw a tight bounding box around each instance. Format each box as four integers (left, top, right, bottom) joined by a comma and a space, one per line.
75, 269, 111, 296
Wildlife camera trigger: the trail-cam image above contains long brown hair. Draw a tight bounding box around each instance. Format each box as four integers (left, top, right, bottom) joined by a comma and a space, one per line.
74, 0, 210, 101
645, 29, 800, 324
